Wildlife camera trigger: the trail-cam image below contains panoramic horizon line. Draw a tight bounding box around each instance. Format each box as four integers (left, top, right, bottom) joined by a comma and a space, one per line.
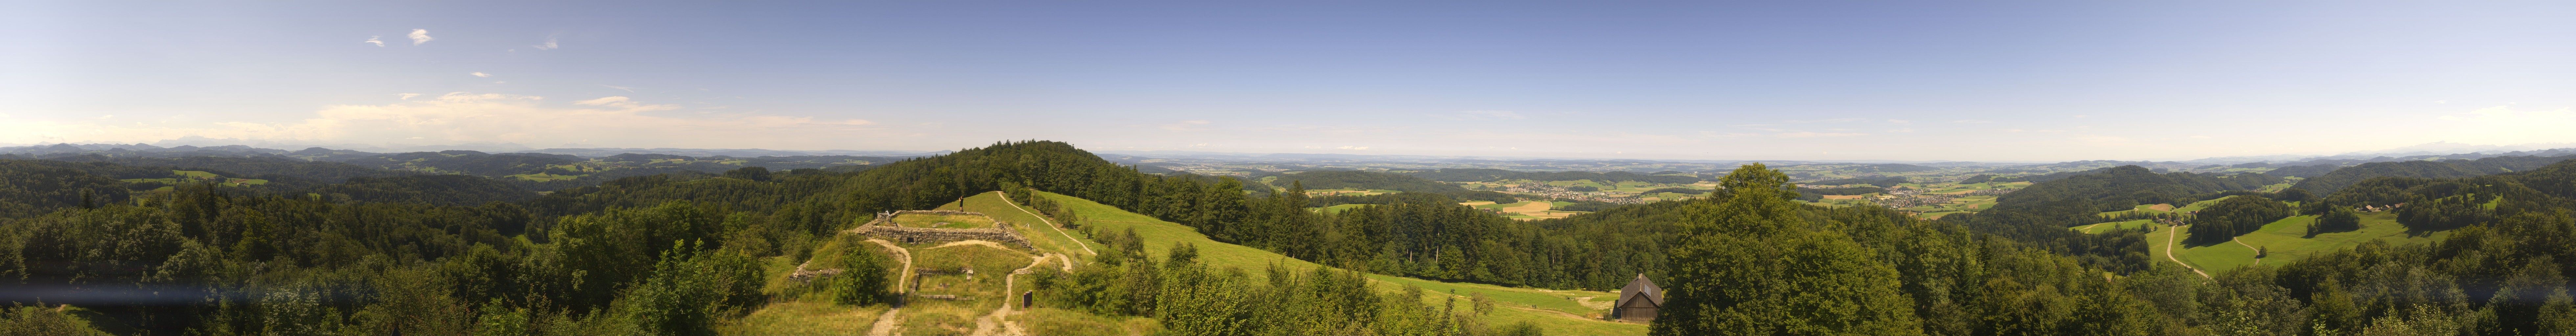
12, 139, 2572, 166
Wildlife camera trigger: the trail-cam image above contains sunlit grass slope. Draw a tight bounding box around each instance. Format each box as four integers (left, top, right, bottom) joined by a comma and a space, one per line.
2160, 212, 2454, 274
1031, 190, 1649, 335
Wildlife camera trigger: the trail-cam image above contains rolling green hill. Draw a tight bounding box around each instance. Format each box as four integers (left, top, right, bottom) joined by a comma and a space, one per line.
761, 189, 1644, 335
2147, 212, 2454, 274
1026, 190, 1648, 335
2291, 155, 2576, 195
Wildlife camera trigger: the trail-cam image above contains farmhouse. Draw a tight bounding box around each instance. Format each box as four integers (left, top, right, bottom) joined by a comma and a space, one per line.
1613, 274, 1663, 322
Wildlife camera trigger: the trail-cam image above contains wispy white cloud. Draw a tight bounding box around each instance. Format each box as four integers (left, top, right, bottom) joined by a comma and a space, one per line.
572, 96, 676, 110
533, 35, 558, 50
407, 29, 434, 45
396, 93, 421, 100
364, 36, 384, 47
600, 85, 638, 92
1952, 119, 1993, 123
1335, 145, 1371, 150
0, 93, 881, 148
1159, 120, 1212, 132
471, 72, 491, 77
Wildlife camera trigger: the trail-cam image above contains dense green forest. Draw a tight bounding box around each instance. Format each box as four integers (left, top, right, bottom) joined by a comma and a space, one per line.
13, 141, 2576, 335
2181, 195, 2295, 245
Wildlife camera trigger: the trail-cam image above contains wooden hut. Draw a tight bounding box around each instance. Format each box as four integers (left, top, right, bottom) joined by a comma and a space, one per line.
1613, 274, 1663, 322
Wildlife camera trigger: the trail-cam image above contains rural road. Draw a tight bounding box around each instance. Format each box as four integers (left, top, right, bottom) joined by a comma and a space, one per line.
2165, 225, 2210, 279
994, 191, 1097, 256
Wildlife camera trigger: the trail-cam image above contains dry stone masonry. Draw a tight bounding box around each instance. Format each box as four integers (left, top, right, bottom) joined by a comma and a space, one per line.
856, 210, 1033, 248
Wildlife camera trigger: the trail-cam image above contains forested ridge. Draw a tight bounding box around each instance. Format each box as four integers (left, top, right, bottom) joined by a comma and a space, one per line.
1, 146, 893, 192
2291, 154, 2576, 195
12, 141, 2576, 335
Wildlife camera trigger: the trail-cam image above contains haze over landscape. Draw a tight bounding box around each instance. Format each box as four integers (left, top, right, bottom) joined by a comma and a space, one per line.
10, 2, 2576, 161
17, 2, 2576, 336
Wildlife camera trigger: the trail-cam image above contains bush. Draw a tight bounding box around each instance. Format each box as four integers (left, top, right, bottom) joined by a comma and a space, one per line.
0, 304, 112, 336
834, 244, 892, 305
611, 241, 768, 336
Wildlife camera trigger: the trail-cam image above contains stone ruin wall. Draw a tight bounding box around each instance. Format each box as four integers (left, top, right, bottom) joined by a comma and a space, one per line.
856, 210, 1032, 248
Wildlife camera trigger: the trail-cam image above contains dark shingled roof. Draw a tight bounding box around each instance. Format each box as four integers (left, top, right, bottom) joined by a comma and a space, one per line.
1617, 273, 1662, 307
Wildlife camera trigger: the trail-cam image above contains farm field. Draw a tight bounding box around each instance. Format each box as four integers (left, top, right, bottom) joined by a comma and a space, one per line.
1801, 180, 2024, 220
2073, 220, 2158, 234
2095, 196, 2237, 219
2148, 212, 2454, 274
1032, 191, 1648, 335
1312, 203, 1373, 214
1467, 178, 1711, 203
1300, 188, 1401, 196
1461, 200, 1587, 220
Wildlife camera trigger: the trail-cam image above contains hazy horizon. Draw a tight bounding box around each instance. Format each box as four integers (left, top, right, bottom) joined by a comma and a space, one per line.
13, 138, 2574, 164
10, 2, 2575, 161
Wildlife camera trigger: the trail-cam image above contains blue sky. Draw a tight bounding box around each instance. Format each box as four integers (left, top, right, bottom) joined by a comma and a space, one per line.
6, 1, 2574, 161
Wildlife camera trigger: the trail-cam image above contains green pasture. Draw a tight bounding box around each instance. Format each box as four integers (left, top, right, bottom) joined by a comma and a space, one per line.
2158, 212, 2455, 274
890, 213, 998, 229
1034, 191, 1646, 335
939, 192, 1098, 263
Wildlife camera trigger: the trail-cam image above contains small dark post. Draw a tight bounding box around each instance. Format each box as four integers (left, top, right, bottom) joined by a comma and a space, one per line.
1022, 290, 1033, 308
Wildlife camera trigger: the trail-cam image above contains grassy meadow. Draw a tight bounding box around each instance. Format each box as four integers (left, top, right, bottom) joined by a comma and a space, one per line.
1033, 191, 1649, 335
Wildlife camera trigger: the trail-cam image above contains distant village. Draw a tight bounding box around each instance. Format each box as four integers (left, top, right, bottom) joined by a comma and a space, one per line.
1479, 183, 1660, 204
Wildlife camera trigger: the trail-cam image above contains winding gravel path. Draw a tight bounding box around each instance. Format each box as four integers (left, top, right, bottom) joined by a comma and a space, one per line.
969, 254, 1054, 336
862, 239, 914, 336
